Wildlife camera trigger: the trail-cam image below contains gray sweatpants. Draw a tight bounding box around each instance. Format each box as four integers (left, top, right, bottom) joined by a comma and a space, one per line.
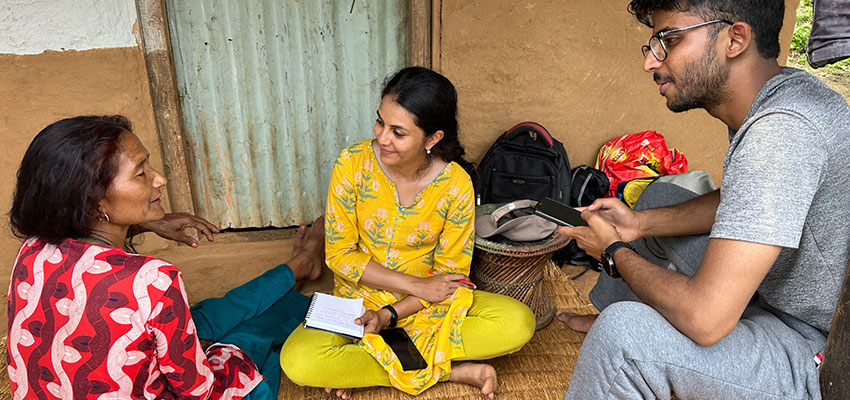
565, 182, 826, 400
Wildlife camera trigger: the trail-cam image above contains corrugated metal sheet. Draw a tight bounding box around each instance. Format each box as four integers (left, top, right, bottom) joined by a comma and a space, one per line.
166, 0, 408, 228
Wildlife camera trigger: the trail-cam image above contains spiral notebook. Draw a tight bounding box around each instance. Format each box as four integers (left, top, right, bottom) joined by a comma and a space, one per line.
304, 292, 365, 340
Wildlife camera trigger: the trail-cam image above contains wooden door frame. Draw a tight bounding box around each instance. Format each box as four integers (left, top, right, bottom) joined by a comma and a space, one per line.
410, 0, 438, 68
136, 0, 437, 217
136, 0, 197, 216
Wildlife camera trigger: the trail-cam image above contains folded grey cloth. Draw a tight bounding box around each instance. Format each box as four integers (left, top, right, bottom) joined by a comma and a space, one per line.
475, 199, 557, 242
807, 0, 850, 68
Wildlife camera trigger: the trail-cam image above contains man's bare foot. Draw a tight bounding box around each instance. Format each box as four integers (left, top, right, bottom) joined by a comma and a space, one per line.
449, 362, 497, 399
556, 311, 598, 333
324, 387, 351, 399
289, 216, 325, 282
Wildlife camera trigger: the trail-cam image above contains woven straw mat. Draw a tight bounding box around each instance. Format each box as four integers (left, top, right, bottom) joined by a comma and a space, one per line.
277, 262, 597, 400
0, 337, 7, 399
0, 263, 596, 400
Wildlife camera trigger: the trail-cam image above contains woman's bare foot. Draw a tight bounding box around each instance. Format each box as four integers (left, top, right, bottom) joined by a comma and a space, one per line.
555, 311, 598, 333
289, 216, 325, 282
450, 362, 497, 399
324, 387, 352, 399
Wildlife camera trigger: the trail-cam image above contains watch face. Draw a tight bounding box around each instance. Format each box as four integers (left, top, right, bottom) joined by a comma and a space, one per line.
601, 243, 623, 278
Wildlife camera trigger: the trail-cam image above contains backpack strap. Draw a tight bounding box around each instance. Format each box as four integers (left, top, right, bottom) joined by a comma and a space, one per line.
504, 121, 554, 147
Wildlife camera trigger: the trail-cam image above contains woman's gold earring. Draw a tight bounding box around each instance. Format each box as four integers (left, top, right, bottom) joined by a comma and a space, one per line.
97, 212, 110, 224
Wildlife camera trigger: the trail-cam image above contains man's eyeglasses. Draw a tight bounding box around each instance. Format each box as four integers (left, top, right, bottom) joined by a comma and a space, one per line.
641, 19, 733, 62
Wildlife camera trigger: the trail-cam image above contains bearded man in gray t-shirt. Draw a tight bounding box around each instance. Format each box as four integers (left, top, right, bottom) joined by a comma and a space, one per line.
557, 1, 850, 399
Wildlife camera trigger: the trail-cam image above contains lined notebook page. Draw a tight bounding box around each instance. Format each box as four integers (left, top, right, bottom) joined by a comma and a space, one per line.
304, 292, 365, 339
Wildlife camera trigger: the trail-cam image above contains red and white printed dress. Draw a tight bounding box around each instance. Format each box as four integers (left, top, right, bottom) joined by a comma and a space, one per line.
6, 237, 262, 399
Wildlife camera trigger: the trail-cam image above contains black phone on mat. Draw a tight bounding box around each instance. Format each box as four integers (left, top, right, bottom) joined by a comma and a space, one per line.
379, 328, 428, 371
533, 197, 588, 227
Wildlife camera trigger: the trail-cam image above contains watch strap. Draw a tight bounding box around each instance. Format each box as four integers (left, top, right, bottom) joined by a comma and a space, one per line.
602, 241, 635, 279
382, 304, 398, 328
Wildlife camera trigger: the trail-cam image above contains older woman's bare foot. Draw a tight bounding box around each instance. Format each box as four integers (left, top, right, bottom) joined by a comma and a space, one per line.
556, 311, 598, 333
289, 216, 325, 282
324, 387, 352, 399
450, 362, 497, 399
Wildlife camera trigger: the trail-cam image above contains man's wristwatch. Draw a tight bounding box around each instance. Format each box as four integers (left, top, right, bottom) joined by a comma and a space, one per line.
382, 304, 398, 328
601, 241, 636, 279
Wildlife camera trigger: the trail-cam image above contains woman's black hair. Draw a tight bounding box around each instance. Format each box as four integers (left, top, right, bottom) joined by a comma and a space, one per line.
9, 115, 131, 244
381, 66, 478, 187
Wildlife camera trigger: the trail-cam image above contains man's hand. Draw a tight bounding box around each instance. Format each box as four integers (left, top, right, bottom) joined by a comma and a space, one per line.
582, 198, 642, 242
558, 209, 624, 260
136, 213, 220, 247
355, 309, 389, 335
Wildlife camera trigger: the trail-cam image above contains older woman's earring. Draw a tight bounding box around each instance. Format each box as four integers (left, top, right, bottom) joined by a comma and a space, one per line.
426, 148, 431, 155
97, 212, 110, 224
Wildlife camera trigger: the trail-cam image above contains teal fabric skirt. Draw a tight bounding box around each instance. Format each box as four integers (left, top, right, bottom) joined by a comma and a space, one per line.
191, 263, 310, 400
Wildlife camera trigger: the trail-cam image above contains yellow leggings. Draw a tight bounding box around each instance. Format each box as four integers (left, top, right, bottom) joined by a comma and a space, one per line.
280, 290, 535, 388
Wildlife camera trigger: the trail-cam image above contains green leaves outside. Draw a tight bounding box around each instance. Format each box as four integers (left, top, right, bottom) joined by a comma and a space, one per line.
789, 0, 849, 71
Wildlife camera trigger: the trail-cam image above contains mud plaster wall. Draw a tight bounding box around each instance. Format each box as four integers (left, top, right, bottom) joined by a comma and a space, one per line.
0, 47, 169, 332
439, 0, 799, 183
0, 1, 802, 337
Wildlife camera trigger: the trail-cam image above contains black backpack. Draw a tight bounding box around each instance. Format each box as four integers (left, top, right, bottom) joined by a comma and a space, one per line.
570, 165, 610, 207
477, 122, 571, 205
552, 165, 609, 272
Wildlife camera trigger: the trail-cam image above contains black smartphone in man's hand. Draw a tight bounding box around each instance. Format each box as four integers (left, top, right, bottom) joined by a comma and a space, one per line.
379, 328, 428, 371
533, 197, 588, 227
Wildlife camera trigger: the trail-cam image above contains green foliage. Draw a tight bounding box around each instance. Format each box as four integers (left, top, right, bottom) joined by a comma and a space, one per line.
788, 0, 850, 71
791, 24, 810, 54
796, 0, 813, 22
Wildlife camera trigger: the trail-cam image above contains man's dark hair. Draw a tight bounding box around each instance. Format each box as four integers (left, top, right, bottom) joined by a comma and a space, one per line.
628, 0, 785, 59
9, 115, 130, 244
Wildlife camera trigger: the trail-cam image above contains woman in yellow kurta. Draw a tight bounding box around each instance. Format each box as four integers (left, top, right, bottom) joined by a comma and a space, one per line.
281, 67, 534, 399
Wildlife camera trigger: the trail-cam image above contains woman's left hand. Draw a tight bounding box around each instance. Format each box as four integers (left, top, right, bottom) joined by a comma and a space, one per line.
136, 213, 220, 247
355, 309, 389, 335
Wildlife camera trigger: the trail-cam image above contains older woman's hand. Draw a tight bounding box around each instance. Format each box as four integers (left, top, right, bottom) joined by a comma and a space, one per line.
136, 213, 220, 247
412, 273, 473, 303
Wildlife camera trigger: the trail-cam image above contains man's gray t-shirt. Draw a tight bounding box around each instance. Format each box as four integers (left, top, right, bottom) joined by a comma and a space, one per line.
711, 67, 850, 334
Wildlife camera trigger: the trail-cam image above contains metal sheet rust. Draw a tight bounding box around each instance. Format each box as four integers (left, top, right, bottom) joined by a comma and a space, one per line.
166, 0, 409, 228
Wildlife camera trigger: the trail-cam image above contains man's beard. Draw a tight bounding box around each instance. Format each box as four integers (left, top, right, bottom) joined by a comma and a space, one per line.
659, 43, 729, 112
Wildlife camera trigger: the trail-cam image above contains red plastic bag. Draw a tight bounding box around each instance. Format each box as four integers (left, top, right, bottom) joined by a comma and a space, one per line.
594, 131, 688, 198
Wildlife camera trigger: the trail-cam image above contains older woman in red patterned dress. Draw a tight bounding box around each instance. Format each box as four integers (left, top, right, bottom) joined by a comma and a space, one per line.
6, 116, 323, 399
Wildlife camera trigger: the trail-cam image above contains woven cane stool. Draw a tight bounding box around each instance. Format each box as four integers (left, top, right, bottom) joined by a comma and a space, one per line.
471, 204, 571, 330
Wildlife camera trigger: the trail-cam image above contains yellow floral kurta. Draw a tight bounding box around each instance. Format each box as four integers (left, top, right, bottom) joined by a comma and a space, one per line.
325, 140, 475, 394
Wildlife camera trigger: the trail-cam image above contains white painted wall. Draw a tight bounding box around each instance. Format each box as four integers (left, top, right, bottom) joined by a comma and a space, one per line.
0, 0, 138, 55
